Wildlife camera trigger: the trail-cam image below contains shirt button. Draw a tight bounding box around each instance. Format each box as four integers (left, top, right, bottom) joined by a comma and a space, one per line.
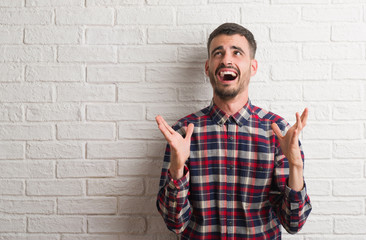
229, 136, 234, 141
228, 220, 233, 226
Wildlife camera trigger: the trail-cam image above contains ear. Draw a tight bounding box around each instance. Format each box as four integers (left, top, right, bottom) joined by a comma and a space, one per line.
250, 59, 258, 77
205, 59, 209, 76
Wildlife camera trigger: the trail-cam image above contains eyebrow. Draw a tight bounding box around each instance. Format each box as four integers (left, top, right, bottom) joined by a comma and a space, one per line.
210, 45, 246, 56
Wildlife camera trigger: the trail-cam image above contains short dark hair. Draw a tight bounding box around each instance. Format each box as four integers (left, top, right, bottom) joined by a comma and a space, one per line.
207, 23, 257, 59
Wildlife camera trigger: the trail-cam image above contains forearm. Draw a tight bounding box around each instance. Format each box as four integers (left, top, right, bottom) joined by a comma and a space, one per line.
288, 163, 304, 192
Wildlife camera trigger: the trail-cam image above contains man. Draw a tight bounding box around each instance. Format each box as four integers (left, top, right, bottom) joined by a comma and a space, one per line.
155, 23, 312, 239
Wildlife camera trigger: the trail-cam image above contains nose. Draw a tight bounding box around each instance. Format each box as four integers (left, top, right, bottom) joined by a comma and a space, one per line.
221, 52, 233, 66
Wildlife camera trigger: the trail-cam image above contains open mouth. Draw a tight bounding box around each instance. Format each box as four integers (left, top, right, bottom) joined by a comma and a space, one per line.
219, 71, 238, 81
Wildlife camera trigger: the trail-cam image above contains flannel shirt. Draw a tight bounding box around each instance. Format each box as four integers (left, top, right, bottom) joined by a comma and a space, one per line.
157, 99, 312, 240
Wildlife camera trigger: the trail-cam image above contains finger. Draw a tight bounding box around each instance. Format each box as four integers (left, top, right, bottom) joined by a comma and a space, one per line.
300, 108, 308, 128
185, 123, 194, 139
156, 115, 175, 135
295, 112, 302, 131
155, 115, 174, 140
271, 123, 283, 139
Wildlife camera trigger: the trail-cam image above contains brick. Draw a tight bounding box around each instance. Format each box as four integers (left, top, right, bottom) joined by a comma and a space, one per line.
178, 46, 207, 63
303, 43, 363, 60
147, 0, 206, 4
0, 46, 54, 63
0, 124, 53, 140
87, 141, 147, 159
0, 9, 52, 25
28, 217, 84, 233
87, 178, 143, 196
333, 63, 366, 80
300, 141, 332, 159
0, 0, 23, 7
26, 180, 83, 196
119, 122, 160, 140
0, 84, 52, 103
25, 27, 82, 44
334, 180, 366, 196
0, 27, 23, 44
120, 235, 155, 240
306, 160, 363, 179
303, 123, 362, 140
0, 64, 23, 82
146, 104, 199, 121
58, 46, 117, 63
117, 7, 174, 25
0, 104, 23, 122
269, 103, 330, 122
0, 217, 26, 233
304, 83, 361, 101
332, 24, 366, 41
256, 44, 299, 62
57, 84, 115, 102
87, 0, 144, 6
0, 161, 53, 179
0, 234, 59, 240
86, 27, 144, 45
300, 217, 333, 234
118, 159, 161, 177
27, 0, 84, 6
118, 46, 177, 63
302, 6, 360, 22
26, 64, 84, 82
306, 179, 331, 196
62, 235, 119, 240
0, 180, 24, 195
272, 0, 329, 3
242, 6, 299, 23
271, 25, 330, 42
146, 66, 205, 83
333, 0, 366, 2
334, 141, 366, 159
27, 142, 83, 159
87, 65, 144, 83
26, 103, 81, 122
271, 62, 330, 80
145, 177, 160, 196
0, 198, 54, 214
58, 197, 117, 214
209, 0, 265, 2
86, 104, 144, 121
148, 27, 205, 44
57, 123, 115, 140
118, 86, 177, 103
57, 161, 115, 178
56, 8, 114, 25
179, 85, 213, 102
178, 7, 239, 25
250, 84, 302, 101
306, 236, 366, 240
312, 199, 363, 215
118, 196, 155, 214
335, 217, 366, 234
88, 216, 145, 233
0, 142, 24, 159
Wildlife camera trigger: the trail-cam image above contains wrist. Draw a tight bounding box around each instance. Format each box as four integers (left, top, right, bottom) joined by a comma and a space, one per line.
169, 166, 184, 180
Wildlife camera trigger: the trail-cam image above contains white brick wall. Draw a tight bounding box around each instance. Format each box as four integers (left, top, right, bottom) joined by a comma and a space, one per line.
0, 1, 365, 239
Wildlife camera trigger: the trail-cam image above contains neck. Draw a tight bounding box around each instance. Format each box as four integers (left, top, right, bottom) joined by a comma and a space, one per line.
213, 91, 249, 115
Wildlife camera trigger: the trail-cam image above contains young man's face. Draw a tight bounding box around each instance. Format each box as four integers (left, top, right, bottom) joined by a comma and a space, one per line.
205, 34, 258, 101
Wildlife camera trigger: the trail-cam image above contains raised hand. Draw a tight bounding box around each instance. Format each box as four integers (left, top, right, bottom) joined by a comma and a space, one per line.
155, 115, 194, 180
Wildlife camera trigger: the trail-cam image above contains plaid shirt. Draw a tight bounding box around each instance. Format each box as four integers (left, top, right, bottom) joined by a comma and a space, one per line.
157, 99, 312, 240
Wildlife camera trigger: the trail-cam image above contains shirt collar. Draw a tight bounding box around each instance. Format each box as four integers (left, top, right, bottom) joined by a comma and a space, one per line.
208, 99, 253, 127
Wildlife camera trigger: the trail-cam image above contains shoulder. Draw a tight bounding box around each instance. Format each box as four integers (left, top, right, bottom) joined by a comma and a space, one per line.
250, 104, 289, 131
172, 105, 210, 132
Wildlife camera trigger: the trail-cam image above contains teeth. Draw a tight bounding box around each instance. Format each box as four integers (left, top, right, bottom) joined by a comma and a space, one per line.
220, 71, 237, 77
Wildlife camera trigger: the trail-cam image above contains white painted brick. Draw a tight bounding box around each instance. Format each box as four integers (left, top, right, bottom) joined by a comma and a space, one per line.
178, 7, 240, 25
299, 216, 333, 234
271, 25, 330, 42
0, 180, 24, 196
250, 84, 302, 101
334, 141, 366, 159
334, 180, 366, 196
0, 161, 53, 179
0, 234, 59, 240
28, 217, 84, 233
312, 199, 363, 215
148, 0, 206, 4
147, 141, 166, 158
118, 86, 177, 103
146, 66, 205, 83
118, 196, 155, 214
0, 217, 26, 233
0, 0, 23, 7
179, 85, 213, 102
57, 161, 115, 178
178, 46, 207, 63
119, 122, 160, 140
304, 123, 362, 140
333, 0, 366, 2
118, 159, 161, 177
26, 180, 83, 196
87, 178, 143, 196
0, 124, 53, 140
148, 27, 205, 44
242, 6, 299, 23
58, 46, 117, 63
209, 0, 266, 2
302, 6, 360, 22
86, 27, 144, 45
26, 103, 81, 121
0, 198, 54, 214
57, 84, 115, 102
27, 142, 83, 159
87, 65, 144, 83
146, 216, 174, 234
303, 43, 363, 60
0, 9, 52, 25
118, 46, 177, 63
0, 46, 54, 63
26, 64, 84, 82
301, 141, 332, 159
87, 0, 144, 6
56, 8, 114, 25
62, 235, 119, 240
25, 27, 82, 44
146, 104, 199, 121
87, 141, 147, 159
86, 104, 144, 121
271, 62, 330, 80
304, 83, 361, 101
0, 27, 23, 44
332, 24, 366, 41
256, 44, 299, 62
269, 103, 330, 122
306, 179, 331, 196
117, 7, 174, 25
0, 64, 23, 82
58, 197, 117, 214
120, 235, 156, 240
0, 142, 24, 159
0, 84, 52, 103
57, 123, 115, 140
27, 0, 84, 6
0, 104, 23, 122
333, 63, 366, 80
335, 217, 366, 234
306, 236, 366, 240
272, 0, 329, 3
145, 177, 160, 196
306, 160, 363, 178
87, 216, 145, 234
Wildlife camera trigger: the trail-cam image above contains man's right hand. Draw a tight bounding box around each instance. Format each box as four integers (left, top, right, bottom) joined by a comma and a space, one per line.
155, 115, 194, 180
